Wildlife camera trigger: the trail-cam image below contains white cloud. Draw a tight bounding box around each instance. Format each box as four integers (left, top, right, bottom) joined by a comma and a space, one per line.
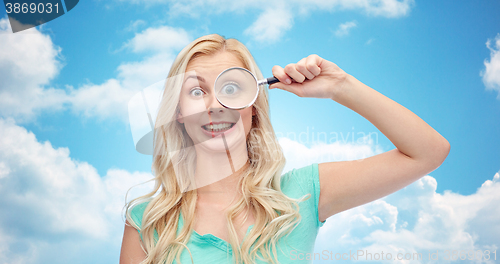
124, 26, 191, 53
113, 0, 414, 43
0, 0, 413, 123
117, 52, 176, 89
0, 19, 60, 87
0, 0, 414, 122
1, 120, 499, 263
0, 118, 153, 263
278, 138, 500, 263
335, 21, 358, 37
120, 0, 414, 18
481, 34, 500, 99
244, 8, 293, 44
67, 26, 190, 122
315, 173, 499, 262
279, 134, 383, 173
0, 18, 190, 123
68, 26, 190, 122
0, 18, 66, 123
343, 0, 414, 17
313, 175, 500, 263
67, 79, 135, 121
125, 19, 147, 32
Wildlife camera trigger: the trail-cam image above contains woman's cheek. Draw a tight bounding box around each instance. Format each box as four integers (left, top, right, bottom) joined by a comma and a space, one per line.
180, 98, 208, 117
238, 108, 253, 135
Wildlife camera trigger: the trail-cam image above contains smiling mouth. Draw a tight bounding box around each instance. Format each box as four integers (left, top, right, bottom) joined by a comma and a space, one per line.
202, 122, 235, 132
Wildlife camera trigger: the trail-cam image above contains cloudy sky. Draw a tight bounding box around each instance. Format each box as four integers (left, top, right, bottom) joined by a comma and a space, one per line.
0, 0, 499, 263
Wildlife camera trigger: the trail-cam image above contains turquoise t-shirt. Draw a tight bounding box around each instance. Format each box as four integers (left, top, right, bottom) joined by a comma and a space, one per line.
130, 163, 326, 263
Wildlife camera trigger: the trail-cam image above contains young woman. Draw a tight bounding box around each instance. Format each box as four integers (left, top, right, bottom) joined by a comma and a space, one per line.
119, 34, 450, 264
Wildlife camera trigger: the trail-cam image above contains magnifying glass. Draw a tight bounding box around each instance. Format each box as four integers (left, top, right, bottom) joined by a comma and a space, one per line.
214, 67, 279, 109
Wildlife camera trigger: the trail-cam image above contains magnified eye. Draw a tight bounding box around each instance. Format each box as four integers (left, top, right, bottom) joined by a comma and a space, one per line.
221, 82, 241, 95
189, 87, 204, 97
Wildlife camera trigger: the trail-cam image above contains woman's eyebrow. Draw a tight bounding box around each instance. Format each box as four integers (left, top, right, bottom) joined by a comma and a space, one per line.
183, 75, 205, 85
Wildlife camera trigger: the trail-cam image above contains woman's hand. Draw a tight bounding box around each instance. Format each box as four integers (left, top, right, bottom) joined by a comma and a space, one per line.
269, 54, 349, 99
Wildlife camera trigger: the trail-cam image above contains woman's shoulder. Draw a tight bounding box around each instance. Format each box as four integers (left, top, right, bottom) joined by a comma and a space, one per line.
128, 200, 152, 228
280, 163, 325, 228
280, 163, 319, 197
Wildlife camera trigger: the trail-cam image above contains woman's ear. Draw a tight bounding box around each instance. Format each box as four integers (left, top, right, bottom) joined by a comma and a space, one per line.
177, 110, 184, 124
252, 106, 256, 116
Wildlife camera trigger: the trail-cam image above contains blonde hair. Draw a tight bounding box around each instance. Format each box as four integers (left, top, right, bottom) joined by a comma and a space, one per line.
126, 34, 308, 264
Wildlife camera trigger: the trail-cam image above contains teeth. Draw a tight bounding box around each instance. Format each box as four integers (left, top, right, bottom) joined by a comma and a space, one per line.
203, 123, 233, 132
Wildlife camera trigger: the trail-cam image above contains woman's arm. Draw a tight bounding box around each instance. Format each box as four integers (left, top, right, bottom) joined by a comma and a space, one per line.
271, 55, 450, 221
119, 221, 147, 264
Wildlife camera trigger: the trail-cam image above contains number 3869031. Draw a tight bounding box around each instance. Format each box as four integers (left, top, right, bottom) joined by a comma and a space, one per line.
5, 3, 60, 14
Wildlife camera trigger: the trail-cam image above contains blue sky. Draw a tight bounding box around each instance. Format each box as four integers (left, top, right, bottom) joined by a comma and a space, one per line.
0, 0, 499, 263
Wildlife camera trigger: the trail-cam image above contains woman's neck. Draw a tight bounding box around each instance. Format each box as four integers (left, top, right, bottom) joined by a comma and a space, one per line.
195, 160, 250, 208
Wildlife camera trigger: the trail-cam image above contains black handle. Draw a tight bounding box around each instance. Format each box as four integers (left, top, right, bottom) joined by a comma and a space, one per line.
266, 77, 280, 85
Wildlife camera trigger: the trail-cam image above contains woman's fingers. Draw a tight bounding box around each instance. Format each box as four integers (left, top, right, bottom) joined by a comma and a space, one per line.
270, 65, 302, 95
269, 54, 326, 97
271, 65, 292, 85
274, 55, 323, 85
295, 58, 315, 80
284, 63, 306, 83
305, 54, 322, 77
269, 54, 345, 99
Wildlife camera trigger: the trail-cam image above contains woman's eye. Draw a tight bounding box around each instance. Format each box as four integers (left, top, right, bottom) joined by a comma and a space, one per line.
221, 82, 241, 95
189, 88, 204, 97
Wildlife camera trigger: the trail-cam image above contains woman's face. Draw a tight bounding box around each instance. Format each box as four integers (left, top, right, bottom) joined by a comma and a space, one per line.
178, 51, 255, 152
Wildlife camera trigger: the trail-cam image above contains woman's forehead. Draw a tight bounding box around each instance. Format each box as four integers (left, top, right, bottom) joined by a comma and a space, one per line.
186, 52, 246, 74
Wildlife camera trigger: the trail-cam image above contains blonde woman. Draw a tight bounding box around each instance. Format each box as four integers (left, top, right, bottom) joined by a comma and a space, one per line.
119, 34, 450, 264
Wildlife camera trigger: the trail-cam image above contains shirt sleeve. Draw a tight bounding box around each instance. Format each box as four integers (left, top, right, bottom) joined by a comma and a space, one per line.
282, 163, 326, 228
128, 201, 150, 239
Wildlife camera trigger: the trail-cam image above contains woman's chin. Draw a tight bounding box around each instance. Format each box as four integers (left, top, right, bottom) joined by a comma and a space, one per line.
195, 139, 230, 153
193, 133, 247, 157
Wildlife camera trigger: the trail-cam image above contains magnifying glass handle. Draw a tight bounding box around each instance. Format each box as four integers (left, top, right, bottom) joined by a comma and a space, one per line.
266, 77, 280, 85
259, 76, 301, 86
258, 77, 280, 86
263, 76, 301, 86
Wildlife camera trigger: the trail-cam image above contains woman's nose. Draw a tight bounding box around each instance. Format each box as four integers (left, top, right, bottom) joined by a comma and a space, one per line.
205, 91, 225, 112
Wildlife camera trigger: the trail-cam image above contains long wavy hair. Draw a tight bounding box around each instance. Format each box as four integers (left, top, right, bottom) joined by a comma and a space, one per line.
125, 34, 308, 264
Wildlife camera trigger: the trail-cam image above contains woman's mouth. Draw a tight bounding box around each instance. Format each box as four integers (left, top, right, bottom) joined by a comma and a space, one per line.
201, 122, 236, 135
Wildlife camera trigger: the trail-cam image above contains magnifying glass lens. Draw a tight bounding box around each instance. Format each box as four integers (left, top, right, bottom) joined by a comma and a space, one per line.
215, 68, 258, 109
